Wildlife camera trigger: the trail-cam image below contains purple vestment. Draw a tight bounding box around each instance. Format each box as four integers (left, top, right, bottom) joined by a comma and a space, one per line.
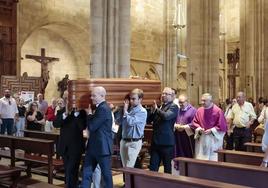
174, 104, 197, 170
192, 104, 227, 132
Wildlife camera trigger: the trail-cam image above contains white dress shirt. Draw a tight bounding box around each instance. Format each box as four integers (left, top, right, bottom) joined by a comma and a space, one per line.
0, 97, 18, 119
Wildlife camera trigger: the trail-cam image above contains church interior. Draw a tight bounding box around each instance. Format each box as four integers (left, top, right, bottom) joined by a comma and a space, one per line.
0, 0, 267, 187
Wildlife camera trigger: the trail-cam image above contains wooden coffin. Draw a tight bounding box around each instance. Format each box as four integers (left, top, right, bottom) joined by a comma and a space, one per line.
68, 78, 161, 109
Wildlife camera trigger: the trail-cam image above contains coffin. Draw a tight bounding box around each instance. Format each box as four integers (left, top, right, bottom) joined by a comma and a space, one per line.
68, 78, 161, 109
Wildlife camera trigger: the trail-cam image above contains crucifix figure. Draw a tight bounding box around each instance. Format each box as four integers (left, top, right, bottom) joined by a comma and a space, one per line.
25, 48, 59, 94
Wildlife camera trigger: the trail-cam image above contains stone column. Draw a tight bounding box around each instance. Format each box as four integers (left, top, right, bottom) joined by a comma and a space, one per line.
240, 0, 268, 99
163, 0, 178, 89
186, 0, 220, 106
90, 0, 131, 78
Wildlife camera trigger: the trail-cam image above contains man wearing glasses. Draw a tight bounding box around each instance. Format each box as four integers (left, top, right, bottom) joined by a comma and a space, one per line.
120, 88, 147, 169
148, 87, 179, 174
173, 94, 196, 173
0, 89, 18, 135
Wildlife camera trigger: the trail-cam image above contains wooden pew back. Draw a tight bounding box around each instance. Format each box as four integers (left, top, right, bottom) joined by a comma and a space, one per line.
176, 157, 268, 188
244, 142, 263, 152
217, 149, 264, 166
13, 137, 54, 156
120, 167, 249, 188
0, 135, 56, 184
23, 130, 59, 144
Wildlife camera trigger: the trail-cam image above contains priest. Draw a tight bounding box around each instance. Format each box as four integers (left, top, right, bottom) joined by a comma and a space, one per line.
192, 93, 227, 161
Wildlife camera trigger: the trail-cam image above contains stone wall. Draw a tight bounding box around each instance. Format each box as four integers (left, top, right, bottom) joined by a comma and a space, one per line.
18, 0, 90, 100
130, 0, 165, 80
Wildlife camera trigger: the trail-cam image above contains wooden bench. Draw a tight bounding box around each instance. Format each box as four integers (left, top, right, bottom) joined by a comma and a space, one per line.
175, 157, 268, 188
0, 135, 63, 184
23, 130, 61, 159
120, 167, 249, 188
217, 149, 264, 166
244, 142, 263, 152
0, 164, 23, 188
24, 130, 60, 144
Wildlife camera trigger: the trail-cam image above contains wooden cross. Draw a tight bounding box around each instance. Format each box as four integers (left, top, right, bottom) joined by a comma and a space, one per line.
25, 48, 60, 94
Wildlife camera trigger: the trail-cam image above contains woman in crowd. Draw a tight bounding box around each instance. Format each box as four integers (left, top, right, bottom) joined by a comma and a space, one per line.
26, 102, 45, 131
15, 98, 26, 136
45, 98, 57, 132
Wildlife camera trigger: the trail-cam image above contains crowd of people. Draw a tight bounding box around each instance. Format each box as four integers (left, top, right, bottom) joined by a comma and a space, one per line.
0, 87, 268, 187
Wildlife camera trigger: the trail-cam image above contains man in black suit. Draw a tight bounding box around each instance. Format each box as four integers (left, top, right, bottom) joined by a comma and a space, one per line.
148, 87, 179, 174
54, 98, 87, 188
81, 86, 113, 188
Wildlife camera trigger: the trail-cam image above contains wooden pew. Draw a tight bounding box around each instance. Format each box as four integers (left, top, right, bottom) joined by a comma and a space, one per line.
120, 167, 249, 188
0, 135, 63, 184
217, 149, 264, 166
244, 142, 263, 152
0, 164, 23, 188
23, 129, 61, 159
176, 157, 268, 188
24, 130, 60, 143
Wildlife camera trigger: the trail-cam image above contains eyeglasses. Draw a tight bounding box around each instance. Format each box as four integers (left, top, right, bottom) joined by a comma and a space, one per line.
162, 93, 172, 96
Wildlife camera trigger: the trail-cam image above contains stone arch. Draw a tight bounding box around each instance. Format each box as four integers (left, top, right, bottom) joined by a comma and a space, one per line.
130, 65, 137, 76
20, 22, 90, 75
20, 22, 90, 100
177, 72, 187, 91
144, 66, 160, 80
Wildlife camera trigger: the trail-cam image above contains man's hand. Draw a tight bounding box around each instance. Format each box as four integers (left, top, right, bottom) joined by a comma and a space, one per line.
152, 100, 158, 112
123, 100, 129, 115
198, 128, 205, 134
175, 124, 184, 132
245, 120, 253, 129
204, 128, 212, 135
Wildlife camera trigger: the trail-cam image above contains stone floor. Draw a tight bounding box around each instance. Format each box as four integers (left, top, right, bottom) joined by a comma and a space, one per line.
0, 158, 125, 187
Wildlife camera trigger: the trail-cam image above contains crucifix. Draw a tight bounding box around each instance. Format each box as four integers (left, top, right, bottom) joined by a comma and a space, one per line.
25, 48, 59, 94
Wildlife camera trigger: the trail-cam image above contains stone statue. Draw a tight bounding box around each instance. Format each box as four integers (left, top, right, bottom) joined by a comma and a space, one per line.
57, 74, 69, 97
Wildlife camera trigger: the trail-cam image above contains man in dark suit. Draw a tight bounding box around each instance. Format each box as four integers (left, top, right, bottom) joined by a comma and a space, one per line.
148, 87, 179, 174
54, 98, 87, 188
81, 86, 113, 188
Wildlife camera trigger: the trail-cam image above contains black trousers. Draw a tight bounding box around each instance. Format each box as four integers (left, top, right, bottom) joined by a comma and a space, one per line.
63, 152, 82, 188
149, 144, 174, 174
225, 133, 234, 150
233, 127, 252, 151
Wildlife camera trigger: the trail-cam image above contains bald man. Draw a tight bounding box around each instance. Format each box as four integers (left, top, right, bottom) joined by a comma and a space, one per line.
192, 93, 227, 161
173, 94, 196, 171
81, 86, 113, 188
227, 91, 256, 151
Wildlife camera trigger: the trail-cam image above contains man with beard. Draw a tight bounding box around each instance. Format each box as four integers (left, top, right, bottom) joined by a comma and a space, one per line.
0, 89, 18, 135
